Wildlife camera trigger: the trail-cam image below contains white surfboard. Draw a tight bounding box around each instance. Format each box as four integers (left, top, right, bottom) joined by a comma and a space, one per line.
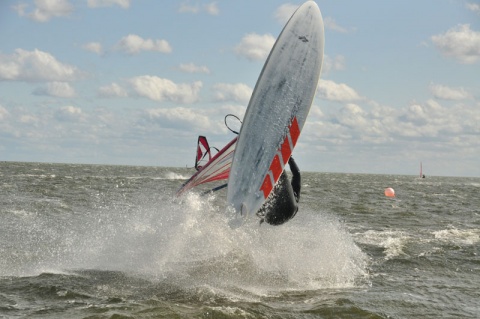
226, 1, 324, 227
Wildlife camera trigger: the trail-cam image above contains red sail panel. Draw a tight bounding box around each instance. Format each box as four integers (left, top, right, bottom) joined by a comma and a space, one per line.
195, 136, 212, 170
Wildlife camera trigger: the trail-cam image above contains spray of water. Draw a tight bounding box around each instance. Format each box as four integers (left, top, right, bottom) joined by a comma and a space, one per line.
2, 188, 368, 297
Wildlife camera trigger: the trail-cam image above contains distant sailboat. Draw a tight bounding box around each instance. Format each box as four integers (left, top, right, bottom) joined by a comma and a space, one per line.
420, 162, 426, 178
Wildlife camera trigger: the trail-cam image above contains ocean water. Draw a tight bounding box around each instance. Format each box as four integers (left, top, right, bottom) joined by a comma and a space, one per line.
0, 161, 479, 318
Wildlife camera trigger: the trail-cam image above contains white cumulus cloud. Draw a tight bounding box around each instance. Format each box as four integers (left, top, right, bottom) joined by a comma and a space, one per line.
33, 81, 76, 98
324, 17, 351, 33
466, 2, 480, 15
204, 2, 219, 15
13, 0, 73, 22
129, 75, 202, 104
234, 33, 276, 61
308, 98, 480, 156
274, 3, 297, 24
431, 24, 480, 64
116, 34, 172, 55
178, 2, 219, 15
317, 79, 363, 102
212, 83, 252, 103
178, 63, 210, 74
87, 0, 131, 9
178, 3, 199, 14
98, 83, 128, 98
0, 105, 9, 121
429, 83, 470, 100
55, 105, 84, 121
145, 107, 213, 132
336, 103, 369, 128
82, 42, 103, 55
0, 49, 82, 82
322, 55, 346, 74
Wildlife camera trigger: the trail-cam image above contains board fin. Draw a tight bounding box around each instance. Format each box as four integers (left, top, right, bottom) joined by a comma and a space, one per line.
228, 202, 249, 229
240, 202, 249, 218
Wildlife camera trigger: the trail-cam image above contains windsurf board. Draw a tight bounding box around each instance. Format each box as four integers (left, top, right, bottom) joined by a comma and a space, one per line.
226, 1, 324, 227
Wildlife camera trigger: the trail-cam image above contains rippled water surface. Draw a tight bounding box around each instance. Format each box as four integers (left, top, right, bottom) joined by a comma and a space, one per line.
1, 162, 479, 318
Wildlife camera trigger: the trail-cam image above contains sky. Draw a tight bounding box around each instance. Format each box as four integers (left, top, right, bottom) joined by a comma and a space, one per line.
1, 0, 479, 177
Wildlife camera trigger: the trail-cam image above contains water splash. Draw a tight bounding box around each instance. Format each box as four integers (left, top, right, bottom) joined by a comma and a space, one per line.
91, 192, 366, 292
1, 189, 368, 296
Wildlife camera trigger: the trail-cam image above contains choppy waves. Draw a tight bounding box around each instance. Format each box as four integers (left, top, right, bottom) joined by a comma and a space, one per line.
1, 163, 479, 318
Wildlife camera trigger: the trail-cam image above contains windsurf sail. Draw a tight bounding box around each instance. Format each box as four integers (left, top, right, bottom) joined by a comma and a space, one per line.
177, 137, 237, 196
420, 162, 426, 178
195, 136, 211, 170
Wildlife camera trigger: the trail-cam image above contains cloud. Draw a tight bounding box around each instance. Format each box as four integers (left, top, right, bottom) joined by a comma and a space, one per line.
82, 42, 103, 55
324, 17, 350, 33
0, 49, 82, 82
87, 0, 131, 9
178, 3, 198, 14
429, 83, 470, 100
322, 55, 346, 74
55, 105, 84, 121
0, 105, 9, 121
141, 104, 236, 137
431, 24, 480, 64
396, 99, 473, 138
0, 105, 115, 160
466, 2, 480, 15
98, 82, 128, 98
97, 77, 203, 103
234, 33, 276, 61
3, 94, 478, 174
116, 34, 172, 55
212, 83, 252, 103
307, 98, 480, 157
33, 81, 76, 98
204, 2, 219, 15
13, 0, 73, 22
145, 107, 213, 131
178, 63, 211, 74
274, 3, 298, 24
178, 2, 219, 15
336, 103, 369, 128
317, 79, 363, 102
129, 75, 202, 104
19, 114, 39, 125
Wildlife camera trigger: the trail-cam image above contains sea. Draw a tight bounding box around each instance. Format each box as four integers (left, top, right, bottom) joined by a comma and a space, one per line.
1, 161, 479, 319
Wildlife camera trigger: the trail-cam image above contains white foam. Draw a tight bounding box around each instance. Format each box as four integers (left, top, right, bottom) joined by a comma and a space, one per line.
164, 171, 189, 180
433, 228, 480, 246
355, 229, 410, 259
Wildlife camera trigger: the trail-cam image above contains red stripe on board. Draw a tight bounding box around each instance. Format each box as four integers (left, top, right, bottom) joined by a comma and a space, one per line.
260, 174, 273, 199
269, 154, 283, 182
259, 116, 301, 199
289, 116, 300, 146
280, 137, 291, 165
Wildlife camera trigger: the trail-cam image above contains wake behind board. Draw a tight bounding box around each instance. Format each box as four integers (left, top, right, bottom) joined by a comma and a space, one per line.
226, 1, 324, 227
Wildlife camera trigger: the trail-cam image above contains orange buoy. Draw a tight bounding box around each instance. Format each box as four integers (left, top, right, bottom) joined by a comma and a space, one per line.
384, 187, 395, 197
